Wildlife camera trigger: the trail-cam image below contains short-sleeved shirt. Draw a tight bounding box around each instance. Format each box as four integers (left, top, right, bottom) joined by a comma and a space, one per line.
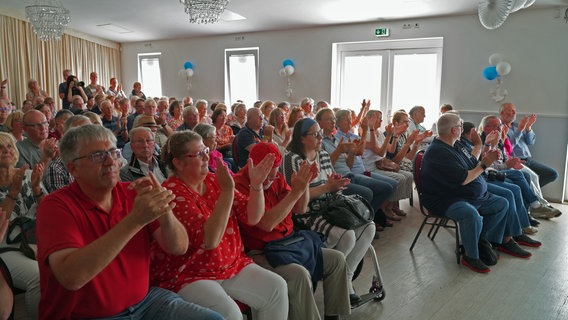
235, 125, 264, 168
36, 182, 158, 319
420, 138, 489, 214
150, 174, 252, 293
234, 168, 294, 251
16, 138, 41, 168
216, 124, 234, 147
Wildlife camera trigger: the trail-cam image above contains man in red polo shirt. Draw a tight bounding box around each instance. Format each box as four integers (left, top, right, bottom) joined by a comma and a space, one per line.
233, 142, 351, 320
36, 124, 222, 320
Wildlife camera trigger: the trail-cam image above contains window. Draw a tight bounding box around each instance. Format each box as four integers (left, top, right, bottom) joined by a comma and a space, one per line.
138, 53, 162, 98
332, 38, 443, 129
225, 48, 259, 108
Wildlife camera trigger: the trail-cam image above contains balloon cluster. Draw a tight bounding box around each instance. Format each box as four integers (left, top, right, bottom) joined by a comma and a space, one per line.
279, 59, 295, 98
483, 54, 511, 102
178, 61, 195, 92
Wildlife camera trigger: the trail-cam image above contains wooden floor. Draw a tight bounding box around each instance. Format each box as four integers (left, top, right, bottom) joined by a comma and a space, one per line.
15, 197, 568, 320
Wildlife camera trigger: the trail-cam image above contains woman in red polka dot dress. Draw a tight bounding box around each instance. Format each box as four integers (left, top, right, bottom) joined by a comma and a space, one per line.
151, 131, 288, 320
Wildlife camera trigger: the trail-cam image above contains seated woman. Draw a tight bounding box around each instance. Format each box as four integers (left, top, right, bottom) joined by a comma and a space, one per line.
5, 111, 24, 142
0, 133, 45, 319
167, 100, 184, 131
362, 110, 414, 218
281, 118, 375, 304
268, 108, 291, 150
194, 123, 236, 174
211, 108, 235, 159
286, 106, 304, 135
0, 208, 13, 320
228, 103, 247, 135
151, 131, 288, 320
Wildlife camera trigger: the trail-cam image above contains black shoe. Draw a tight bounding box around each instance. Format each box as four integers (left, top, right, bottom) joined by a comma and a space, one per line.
478, 238, 498, 266
461, 255, 490, 273
513, 234, 542, 247
529, 216, 540, 226
498, 239, 532, 258
349, 293, 362, 305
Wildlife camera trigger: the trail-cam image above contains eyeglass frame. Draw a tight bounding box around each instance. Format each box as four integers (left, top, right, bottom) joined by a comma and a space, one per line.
184, 147, 210, 159
304, 130, 323, 139
72, 148, 122, 163
23, 121, 49, 129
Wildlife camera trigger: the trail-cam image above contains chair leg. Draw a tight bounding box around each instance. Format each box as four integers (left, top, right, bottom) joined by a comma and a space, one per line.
410, 217, 432, 251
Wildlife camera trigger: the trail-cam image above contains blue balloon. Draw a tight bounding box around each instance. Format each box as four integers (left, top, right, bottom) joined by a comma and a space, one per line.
282, 59, 294, 67
483, 66, 498, 81
184, 61, 193, 70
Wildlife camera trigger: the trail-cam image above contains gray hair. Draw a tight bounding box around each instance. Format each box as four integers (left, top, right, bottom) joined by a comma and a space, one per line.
478, 115, 500, 133
437, 113, 461, 136
195, 99, 208, 109
408, 105, 424, 116
300, 97, 314, 107
60, 124, 116, 164
129, 126, 155, 141
183, 105, 198, 117
63, 115, 90, 133
334, 109, 351, 123
193, 123, 216, 140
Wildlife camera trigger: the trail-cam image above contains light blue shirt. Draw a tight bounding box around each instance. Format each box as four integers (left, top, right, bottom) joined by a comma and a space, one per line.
506, 122, 535, 158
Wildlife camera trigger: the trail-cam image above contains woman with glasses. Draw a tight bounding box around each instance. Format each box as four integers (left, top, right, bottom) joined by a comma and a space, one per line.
0, 132, 46, 319
151, 131, 288, 320
281, 118, 375, 305
193, 123, 236, 175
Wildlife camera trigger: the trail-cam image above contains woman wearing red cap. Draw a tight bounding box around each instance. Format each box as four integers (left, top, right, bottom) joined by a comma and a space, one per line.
151, 131, 288, 319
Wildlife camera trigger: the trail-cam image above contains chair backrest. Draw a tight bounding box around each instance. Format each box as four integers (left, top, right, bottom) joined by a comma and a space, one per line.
413, 150, 429, 216
232, 134, 239, 170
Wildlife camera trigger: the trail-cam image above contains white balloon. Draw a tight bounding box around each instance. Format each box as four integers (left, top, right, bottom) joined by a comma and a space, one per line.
186, 69, 194, 77
279, 68, 287, 77
496, 61, 511, 76
510, 0, 527, 13
489, 53, 504, 66
285, 65, 294, 76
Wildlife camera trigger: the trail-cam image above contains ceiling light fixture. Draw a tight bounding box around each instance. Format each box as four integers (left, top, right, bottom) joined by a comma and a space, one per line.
179, 0, 230, 24
25, 0, 71, 41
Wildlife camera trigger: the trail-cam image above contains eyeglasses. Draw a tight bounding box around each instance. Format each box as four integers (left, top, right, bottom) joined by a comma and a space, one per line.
304, 130, 323, 139
24, 121, 49, 129
184, 147, 210, 159
132, 139, 155, 145
73, 148, 122, 163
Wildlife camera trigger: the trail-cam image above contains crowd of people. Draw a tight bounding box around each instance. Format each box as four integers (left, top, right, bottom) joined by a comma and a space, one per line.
0, 71, 561, 319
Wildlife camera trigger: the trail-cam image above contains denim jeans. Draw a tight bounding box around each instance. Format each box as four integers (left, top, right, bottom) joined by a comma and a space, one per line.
500, 169, 538, 206
345, 172, 395, 210
444, 193, 508, 259
523, 157, 558, 187
92, 287, 224, 320
487, 182, 527, 232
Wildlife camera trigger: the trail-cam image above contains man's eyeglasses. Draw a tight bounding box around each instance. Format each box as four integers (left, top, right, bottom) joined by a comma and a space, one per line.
24, 121, 48, 129
184, 147, 210, 159
73, 149, 122, 163
304, 130, 323, 139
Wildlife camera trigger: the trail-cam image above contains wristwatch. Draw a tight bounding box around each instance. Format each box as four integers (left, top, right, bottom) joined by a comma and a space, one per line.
480, 163, 487, 170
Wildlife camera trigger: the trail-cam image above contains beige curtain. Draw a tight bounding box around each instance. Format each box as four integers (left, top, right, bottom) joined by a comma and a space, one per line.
0, 14, 121, 110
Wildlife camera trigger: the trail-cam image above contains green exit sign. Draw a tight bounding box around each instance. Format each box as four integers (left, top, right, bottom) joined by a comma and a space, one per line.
375, 27, 389, 37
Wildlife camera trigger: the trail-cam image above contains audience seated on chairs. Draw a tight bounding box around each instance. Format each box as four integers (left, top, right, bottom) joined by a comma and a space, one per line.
151, 131, 288, 320
37, 124, 221, 319
235, 107, 265, 169
167, 100, 184, 131
479, 115, 561, 222
175, 106, 199, 131
121, 116, 162, 161
43, 115, 91, 193
211, 108, 235, 159
317, 108, 395, 229
100, 100, 128, 149
0, 132, 47, 319
234, 142, 351, 320
268, 107, 291, 151
120, 127, 167, 183
361, 110, 415, 217
282, 118, 375, 304
500, 102, 558, 187
228, 102, 247, 135
461, 122, 541, 249
420, 113, 532, 273
195, 99, 212, 125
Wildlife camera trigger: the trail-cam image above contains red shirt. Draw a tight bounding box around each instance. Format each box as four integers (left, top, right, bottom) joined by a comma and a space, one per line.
36, 182, 158, 319
233, 168, 294, 251
150, 173, 252, 292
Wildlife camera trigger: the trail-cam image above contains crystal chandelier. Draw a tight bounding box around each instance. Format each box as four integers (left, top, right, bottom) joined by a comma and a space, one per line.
25, 0, 71, 41
180, 0, 229, 24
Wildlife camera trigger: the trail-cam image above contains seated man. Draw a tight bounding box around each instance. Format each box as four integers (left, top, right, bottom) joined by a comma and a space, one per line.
500, 102, 558, 187
233, 143, 350, 320
36, 124, 222, 319
120, 127, 167, 183
235, 107, 265, 169
421, 113, 530, 273
175, 105, 199, 131
16, 110, 57, 168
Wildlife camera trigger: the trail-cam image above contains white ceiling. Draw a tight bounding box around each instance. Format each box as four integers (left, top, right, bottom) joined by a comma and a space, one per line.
1, 0, 566, 43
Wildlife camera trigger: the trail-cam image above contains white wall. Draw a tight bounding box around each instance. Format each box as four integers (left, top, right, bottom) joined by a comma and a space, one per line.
121, 8, 568, 201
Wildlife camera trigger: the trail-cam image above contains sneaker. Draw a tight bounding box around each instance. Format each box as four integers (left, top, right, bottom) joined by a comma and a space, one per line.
547, 205, 563, 217
478, 238, 499, 266
461, 255, 491, 273
498, 239, 532, 258
514, 234, 542, 247
531, 205, 562, 219
529, 215, 540, 226
522, 226, 538, 235
349, 293, 362, 305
